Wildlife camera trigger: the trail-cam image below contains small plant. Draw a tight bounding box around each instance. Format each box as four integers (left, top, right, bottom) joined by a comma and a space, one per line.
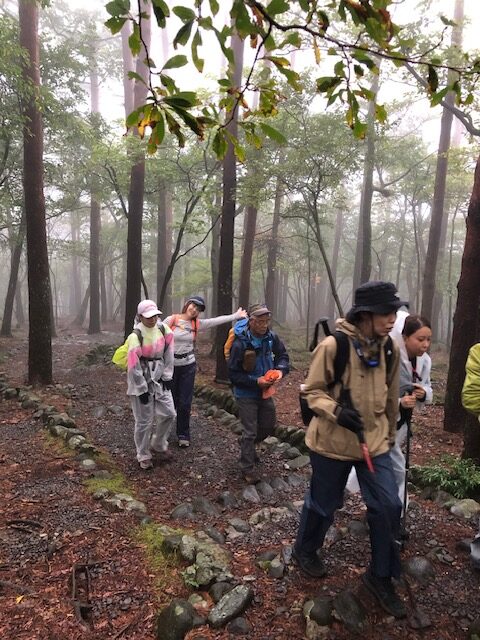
413, 455, 480, 499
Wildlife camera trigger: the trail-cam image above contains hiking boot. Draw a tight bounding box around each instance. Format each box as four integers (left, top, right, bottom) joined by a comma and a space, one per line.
178, 438, 190, 448
139, 459, 153, 470
292, 546, 327, 578
243, 470, 261, 484
361, 572, 407, 618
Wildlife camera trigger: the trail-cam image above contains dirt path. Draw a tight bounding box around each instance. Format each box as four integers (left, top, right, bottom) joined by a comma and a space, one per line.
0, 331, 477, 639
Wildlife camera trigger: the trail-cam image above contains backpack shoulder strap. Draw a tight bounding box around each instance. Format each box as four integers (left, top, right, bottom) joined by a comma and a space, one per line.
133, 328, 143, 346
191, 318, 199, 339
332, 331, 349, 386
384, 335, 393, 375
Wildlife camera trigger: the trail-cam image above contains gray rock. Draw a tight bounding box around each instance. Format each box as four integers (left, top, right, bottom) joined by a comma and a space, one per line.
268, 558, 285, 578
256, 481, 274, 498
210, 581, 234, 603
287, 473, 306, 487
103, 497, 125, 512
216, 491, 239, 509
256, 550, 277, 564
124, 499, 147, 514
227, 616, 252, 635
80, 459, 97, 471
263, 436, 280, 446
170, 503, 194, 520
47, 412, 76, 428
281, 544, 293, 565
228, 518, 250, 533
402, 557, 435, 585
4, 388, 17, 399
450, 499, 480, 520
155, 598, 196, 640
203, 527, 225, 545
93, 469, 113, 480
108, 405, 124, 415
208, 585, 254, 629
348, 519, 369, 538
242, 485, 260, 503
230, 421, 243, 435
304, 596, 333, 626
274, 442, 291, 453
284, 446, 302, 459
286, 455, 310, 470
333, 589, 367, 634
67, 435, 87, 450
92, 488, 110, 500
179, 535, 198, 562
162, 534, 183, 554
270, 476, 290, 491
49, 425, 70, 439
92, 406, 107, 418
192, 496, 220, 516
249, 507, 291, 527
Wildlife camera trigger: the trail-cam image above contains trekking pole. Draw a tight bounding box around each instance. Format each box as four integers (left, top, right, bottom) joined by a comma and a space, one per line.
401, 400, 413, 538
358, 428, 375, 473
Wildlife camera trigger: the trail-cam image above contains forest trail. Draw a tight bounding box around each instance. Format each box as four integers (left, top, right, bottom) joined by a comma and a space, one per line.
0, 331, 476, 639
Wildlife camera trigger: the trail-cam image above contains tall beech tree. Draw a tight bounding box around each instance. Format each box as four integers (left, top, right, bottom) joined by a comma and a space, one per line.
19, 0, 52, 385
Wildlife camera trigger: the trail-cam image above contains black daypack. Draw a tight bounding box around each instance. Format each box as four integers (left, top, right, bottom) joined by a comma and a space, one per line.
299, 332, 394, 426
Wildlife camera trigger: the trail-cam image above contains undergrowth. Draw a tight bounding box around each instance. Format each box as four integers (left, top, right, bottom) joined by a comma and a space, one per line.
413, 455, 480, 499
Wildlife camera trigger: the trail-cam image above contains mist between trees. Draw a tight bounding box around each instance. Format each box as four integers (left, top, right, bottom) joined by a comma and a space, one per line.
2, 0, 480, 457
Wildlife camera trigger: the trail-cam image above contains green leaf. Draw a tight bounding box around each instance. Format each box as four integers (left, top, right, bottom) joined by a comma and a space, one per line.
280, 32, 302, 48
375, 103, 387, 123
233, 139, 246, 163
427, 64, 438, 94
173, 5, 196, 22
440, 15, 457, 27
162, 54, 188, 70
266, 0, 289, 16
150, 113, 165, 147
430, 86, 449, 107
129, 25, 141, 56
105, 0, 130, 17
163, 91, 197, 108
259, 122, 287, 145
191, 29, 204, 72
212, 129, 228, 159
231, 0, 253, 38
173, 21, 194, 48
352, 120, 368, 139
152, 0, 170, 28
126, 108, 140, 128
316, 76, 342, 93
209, 0, 219, 16
160, 74, 179, 93
105, 16, 127, 35
276, 65, 302, 91
127, 71, 147, 84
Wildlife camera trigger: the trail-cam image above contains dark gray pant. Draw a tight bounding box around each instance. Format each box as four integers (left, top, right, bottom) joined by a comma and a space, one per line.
236, 397, 276, 473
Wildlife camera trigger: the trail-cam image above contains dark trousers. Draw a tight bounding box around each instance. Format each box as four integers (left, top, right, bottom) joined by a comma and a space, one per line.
236, 397, 276, 473
172, 362, 196, 441
296, 450, 402, 578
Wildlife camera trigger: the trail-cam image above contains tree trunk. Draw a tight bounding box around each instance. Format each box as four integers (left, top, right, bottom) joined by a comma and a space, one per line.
157, 178, 172, 314
444, 153, 480, 444
238, 204, 257, 309
69, 212, 82, 315
265, 160, 284, 316
1, 212, 25, 337
88, 61, 101, 334
326, 209, 343, 319
210, 186, 221, 314
214, 31, 244, 383
421, 0, 463, 322
19, 0, 52, 385
353, 73, 379, 291
72, 285, 90, 328
123, 5, 151, 339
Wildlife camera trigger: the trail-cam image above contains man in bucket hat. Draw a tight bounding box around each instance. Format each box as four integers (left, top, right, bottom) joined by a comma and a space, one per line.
293, 281, 408, 618
228, 303, 290, 484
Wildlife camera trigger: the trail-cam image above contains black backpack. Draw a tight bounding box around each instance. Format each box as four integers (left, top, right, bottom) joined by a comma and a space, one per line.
300, 331, 394, 426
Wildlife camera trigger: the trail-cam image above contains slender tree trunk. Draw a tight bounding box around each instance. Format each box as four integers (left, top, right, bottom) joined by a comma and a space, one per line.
446, 207, 459, 348
326, 209, 343, 319
157, 179, 172, 314
1, 212, 26, 336
88, 60, 101, 334
210, 188, 221, 314
19, 0, 52, 385
238, 204, 257, 309
421, 0, 463, 322
353, 73, 379, 291
123, 6, 151, 338
214, 31, 244, 382
444, 153, 480, 444
265, 158, 284, 316
69, 213, 82, 315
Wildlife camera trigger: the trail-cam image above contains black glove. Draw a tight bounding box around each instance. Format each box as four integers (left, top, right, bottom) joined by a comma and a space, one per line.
161, 379, 173, 391
335, 406, 363, 435
139, 392, 150, 405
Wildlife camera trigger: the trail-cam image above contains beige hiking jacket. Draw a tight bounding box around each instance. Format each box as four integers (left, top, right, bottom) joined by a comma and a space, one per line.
304, 319, 400, 461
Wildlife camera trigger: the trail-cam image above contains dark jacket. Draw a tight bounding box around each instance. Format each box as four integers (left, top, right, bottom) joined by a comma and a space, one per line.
228, 323, 289, 399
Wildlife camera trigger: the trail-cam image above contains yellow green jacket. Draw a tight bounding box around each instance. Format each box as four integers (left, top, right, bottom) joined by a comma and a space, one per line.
462, 343, 480, 416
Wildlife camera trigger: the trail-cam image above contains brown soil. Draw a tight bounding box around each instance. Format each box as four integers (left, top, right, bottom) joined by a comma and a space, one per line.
0, 328, 477, 639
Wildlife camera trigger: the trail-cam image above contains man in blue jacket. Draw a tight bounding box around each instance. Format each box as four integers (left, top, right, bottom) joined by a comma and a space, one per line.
228, 304, 290, 483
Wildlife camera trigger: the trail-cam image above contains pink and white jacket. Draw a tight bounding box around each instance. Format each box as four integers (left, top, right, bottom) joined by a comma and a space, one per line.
126, 322, 174, 397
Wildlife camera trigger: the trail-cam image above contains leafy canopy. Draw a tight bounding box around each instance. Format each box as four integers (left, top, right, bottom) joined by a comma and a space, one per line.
104, 0, 480, 155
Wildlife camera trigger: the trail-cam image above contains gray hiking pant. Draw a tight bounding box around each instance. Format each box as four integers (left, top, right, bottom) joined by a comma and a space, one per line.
130, 387, 176, 463
237, 397, 276, 473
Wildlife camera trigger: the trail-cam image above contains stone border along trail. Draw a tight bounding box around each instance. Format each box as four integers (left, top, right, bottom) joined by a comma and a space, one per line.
1, 370, 479, 639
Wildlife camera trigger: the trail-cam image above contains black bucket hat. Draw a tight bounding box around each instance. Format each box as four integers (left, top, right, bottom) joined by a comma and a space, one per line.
184, 295, 205, 311
348, 281, 408, 316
